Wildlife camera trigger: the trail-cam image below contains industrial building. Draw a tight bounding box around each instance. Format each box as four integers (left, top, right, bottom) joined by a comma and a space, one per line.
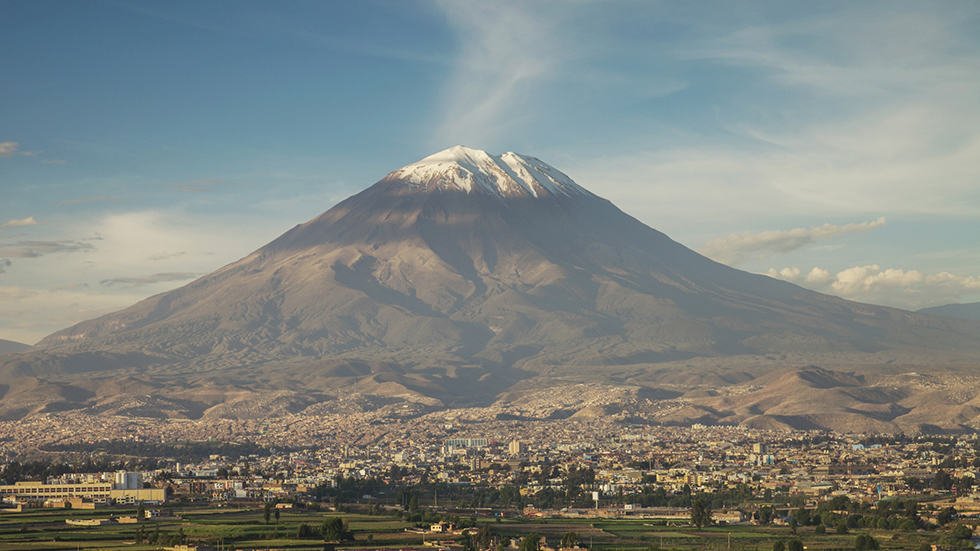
0, 480, 166, 504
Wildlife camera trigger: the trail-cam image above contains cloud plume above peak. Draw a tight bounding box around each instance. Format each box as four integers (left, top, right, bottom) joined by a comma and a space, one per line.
431, 2, 561, 147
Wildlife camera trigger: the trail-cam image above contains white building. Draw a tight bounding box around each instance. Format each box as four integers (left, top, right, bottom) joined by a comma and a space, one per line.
113, 471, 142, 490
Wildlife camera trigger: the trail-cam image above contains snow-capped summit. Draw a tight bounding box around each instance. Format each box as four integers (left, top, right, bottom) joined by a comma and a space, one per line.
384, 145, 593, 199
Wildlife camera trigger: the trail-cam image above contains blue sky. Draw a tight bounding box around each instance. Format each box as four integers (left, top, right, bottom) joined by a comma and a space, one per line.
2, 0, 979, 343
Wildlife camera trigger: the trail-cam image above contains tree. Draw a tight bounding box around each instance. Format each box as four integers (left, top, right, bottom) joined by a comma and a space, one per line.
772, 542, 785, 551
932, 471, 954, 491
854, 534, 880, 550
690, 497, 712, 529
137, 503, 146, 522
758, 506, 774, 525
477, 525, 494, 549
264, 502, 273, 524
297, 523, 317, 538
275, 508, 281, 522
941, 522, 974, 548
520, 533, 541, 551
836, 520, 849, 534
322, 517, 349, 542
950, 523, 973, 539
560, 532, 579, 548
787, 539, 803, 551
937, 506, 957, 525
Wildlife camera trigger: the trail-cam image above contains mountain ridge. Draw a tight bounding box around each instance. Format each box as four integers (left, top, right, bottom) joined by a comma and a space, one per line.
5, 146, 980, 432
919, 301, 980, 321
0, 339, 30, 355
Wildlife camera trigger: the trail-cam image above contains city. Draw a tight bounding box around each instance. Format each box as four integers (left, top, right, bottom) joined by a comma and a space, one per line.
3, 1, 980, 550
1, 411, 978, 549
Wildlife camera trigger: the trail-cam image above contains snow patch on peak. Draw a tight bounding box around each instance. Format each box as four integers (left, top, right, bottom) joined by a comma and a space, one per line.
385, 145, 593, 199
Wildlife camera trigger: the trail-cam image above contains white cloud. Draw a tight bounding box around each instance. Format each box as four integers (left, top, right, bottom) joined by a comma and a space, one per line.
0, 284, 148, 345
804, 267, 831, 285
0, 209, 285, 343
766, 266, 800, 280
567, 6, 980, 230
0, 141, 20, 157
767, 264, 980, 310
702, 218, 885, 265
0, 216, 37, 228
0, 141, 35, 158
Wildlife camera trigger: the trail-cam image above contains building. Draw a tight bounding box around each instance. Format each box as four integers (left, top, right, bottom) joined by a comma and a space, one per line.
113, 471, 142, 490
444, 438, 489, 449
0, 481, 165, 504
509, 440, 527, 456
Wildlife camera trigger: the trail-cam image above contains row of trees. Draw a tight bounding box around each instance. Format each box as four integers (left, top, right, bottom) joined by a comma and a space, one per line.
771, 534, 878, 551
294, 517, 353, 541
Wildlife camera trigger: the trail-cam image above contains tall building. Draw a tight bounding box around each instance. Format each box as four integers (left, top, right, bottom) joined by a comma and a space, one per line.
509, 440, 526, 456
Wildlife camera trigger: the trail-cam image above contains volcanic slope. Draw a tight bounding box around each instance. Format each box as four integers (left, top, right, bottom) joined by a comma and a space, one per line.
4, 146, 979, 429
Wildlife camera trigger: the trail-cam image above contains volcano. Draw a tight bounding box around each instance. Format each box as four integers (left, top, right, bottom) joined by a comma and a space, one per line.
3, 146, 979, 430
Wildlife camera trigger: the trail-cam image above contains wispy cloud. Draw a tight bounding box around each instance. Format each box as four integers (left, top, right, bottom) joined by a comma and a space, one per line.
702, 218, 885, 265
148, 251, 187, 261
0, 240, 95, 258
100, 272, 199, 287
431, 2, 561, 147
569, 5, 980, 229
0, 209, 278, 342
767, 264, 980, 310
0, 216, 38, 228
0, 141, 36, 158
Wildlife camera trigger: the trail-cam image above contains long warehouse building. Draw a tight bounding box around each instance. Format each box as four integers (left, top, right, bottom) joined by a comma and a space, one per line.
0, 481, 166, 504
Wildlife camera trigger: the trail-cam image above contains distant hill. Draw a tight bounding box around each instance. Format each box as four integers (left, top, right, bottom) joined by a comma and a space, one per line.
919, 302, 980, 321
0, 339, 30, 355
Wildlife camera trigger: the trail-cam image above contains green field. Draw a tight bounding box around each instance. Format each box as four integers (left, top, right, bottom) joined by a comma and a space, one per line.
0, 505, 947, 551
